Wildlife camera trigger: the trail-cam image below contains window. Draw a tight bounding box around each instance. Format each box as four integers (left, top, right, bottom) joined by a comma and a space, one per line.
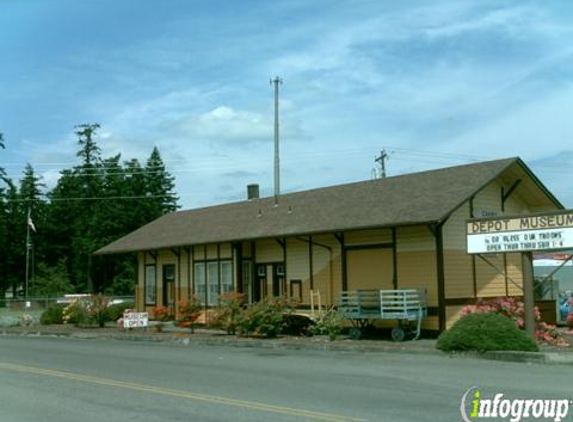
194, 259, 235, 306
207, 262, 219, 306
195, 262, 206, 304
164, 264, 175, 282
220, 261, 233, 294
145, 265, 156, 305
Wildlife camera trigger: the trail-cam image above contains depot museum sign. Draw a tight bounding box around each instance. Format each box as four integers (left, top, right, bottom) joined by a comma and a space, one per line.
467, 210, 573, 254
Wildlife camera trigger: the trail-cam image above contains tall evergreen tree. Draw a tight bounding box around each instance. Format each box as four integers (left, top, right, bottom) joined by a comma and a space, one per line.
145, 146, 179, 218
2, 125, 181, 298
18, 164, 46, 285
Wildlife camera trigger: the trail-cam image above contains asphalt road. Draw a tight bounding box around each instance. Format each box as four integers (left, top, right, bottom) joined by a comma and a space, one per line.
0, 336, 571, 422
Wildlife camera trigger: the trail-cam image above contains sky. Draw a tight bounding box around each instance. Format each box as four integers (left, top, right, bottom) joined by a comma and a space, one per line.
1, 0, 572, 209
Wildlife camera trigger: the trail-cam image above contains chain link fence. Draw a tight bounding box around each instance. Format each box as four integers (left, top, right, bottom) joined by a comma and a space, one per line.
0, 296, 134, 327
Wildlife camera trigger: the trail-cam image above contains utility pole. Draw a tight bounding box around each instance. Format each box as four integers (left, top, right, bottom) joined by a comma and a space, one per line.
24, 207, 31, 308
374, 150, 388, 178
270, 76, 282, 203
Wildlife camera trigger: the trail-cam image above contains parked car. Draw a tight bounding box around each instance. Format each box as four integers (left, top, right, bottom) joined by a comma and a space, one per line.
559, 295, 573, 321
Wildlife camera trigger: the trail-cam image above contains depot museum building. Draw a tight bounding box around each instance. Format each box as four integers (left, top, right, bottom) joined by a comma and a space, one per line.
96, 157, 563, 331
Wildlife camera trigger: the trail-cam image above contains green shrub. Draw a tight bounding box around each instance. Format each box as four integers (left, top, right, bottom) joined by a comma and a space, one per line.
309, 309, 346, 340
213, 292, 246, 335
437, 312, 539, 353
106, 302, 135, 321
40, 303, 67, 325
238, 298, 295, 338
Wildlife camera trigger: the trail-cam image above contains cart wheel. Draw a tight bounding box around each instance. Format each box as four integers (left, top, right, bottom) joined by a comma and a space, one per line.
391, 327, 406, 342
349, 327, 362, 340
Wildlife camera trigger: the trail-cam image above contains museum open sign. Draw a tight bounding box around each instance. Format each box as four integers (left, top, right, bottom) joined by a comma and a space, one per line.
467, 210, 573, 254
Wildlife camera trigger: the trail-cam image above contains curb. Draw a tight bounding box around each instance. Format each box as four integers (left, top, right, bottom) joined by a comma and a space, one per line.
74, 331, 443, 355
3, 330, 573, 364
3, 329, 441, 355
482, 350, 573, 365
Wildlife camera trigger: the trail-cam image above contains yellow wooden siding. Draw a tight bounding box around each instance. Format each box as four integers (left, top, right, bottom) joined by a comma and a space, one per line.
256, 238, 284, 263
193, 245, 205, 260
345, 229, 392, 246
443, 203, 470, 250
206, 244, 218, 259
503, 193, 528, 214
136, 286, 144, 311
283, 235, 342, 307
286, 238, 310, 283
347, 248, 393, 291
395, 226, 437, 305
313, 234, 342, 306
421, 316, 439, 331
505, 253, 524, 295
443, 250, 474, 298
473, 182, 502, 214
446, 305, 466, 329
396, 250, 438, 306
475, 253, 506, 297
219, 243, 232, 259
396, 226, 434, 251
312, 240, 339, 306
136, 252, 145, 311
179, 249, 191, 298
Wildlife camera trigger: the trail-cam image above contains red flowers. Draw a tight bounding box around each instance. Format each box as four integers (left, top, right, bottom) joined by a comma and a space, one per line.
461, 297, 568, 347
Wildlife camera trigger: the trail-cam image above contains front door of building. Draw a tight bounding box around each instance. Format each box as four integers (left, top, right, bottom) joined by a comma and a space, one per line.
255, 263, 285, 300
162, 264, 176, 312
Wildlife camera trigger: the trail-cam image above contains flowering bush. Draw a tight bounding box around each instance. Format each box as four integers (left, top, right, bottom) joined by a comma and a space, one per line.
238, 297, 297, 338
91, 294, 111, 327
176, 296, 202, 333
461, 297, 568, 347
62, 295, 112, 327
152, 305, 172, 322
213, 292, 246, 335
62, 298, 89, 326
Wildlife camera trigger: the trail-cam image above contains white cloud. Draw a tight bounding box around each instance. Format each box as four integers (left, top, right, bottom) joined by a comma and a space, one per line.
177, 106, 269, 144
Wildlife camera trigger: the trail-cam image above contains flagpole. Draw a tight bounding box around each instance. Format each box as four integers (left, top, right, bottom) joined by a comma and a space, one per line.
25, 207, 31, 308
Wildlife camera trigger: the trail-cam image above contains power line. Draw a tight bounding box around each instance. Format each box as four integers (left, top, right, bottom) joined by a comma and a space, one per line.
9, 193, 179, 203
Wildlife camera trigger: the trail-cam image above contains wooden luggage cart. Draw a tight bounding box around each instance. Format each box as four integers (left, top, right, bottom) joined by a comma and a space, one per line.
338, 289, 427, 341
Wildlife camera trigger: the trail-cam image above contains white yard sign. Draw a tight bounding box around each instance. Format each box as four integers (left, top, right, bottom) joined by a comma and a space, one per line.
123, 311, 149, 329
467, 211, 573, 254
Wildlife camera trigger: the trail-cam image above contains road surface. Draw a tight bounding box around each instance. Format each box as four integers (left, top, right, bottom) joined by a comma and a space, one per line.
0, 336, 570, 421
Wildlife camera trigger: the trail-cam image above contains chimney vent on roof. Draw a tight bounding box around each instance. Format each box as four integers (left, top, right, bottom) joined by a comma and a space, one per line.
247, 184, 260, 200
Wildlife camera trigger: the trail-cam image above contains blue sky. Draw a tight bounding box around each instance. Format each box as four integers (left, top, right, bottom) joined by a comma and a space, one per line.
1, 0, 572, 209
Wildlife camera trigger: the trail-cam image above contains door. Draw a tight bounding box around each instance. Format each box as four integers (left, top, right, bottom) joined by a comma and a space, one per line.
255, 264, 266, 301
162, 264, 176, 311
272, 264, 286, 297
255, 263, 285, 300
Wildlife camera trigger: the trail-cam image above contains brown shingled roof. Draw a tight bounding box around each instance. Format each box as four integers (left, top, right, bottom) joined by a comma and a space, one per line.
95, 157, 561, 255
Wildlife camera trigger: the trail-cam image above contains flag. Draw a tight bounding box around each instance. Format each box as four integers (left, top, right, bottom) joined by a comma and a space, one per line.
27, 214, 36, 233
